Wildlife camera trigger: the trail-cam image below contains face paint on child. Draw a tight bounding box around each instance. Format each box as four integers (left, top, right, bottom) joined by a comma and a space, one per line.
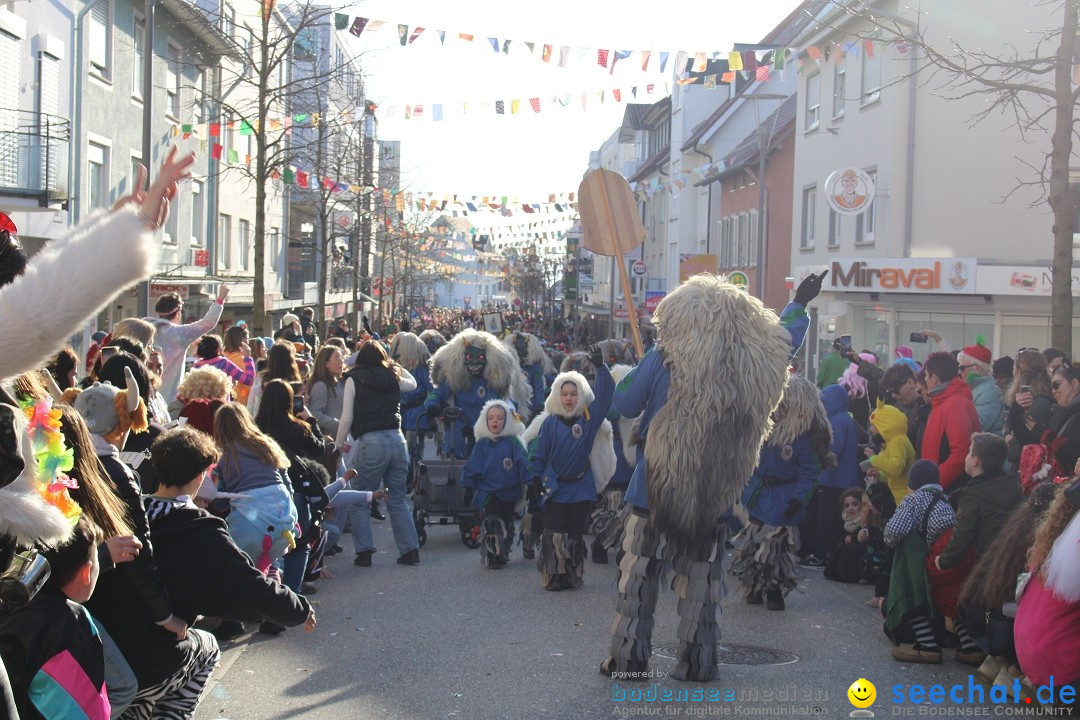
560, 381, 579, 414
486, 406, 507, 435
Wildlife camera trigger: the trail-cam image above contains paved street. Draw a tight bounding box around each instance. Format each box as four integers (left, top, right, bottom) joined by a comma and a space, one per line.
195, 511, 976, 719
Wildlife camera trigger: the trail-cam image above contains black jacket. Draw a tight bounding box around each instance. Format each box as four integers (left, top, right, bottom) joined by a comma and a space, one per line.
90, 498, 310, 687
1049, 397, 1080, 475
347, 365, 401, 439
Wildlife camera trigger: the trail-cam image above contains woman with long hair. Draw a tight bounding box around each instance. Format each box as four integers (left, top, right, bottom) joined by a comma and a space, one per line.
46, 345, 80, 391
111, 317, 156, 349
1046, 364, 1080, 475
247, 340, 303, 416
335, 341, 421, 565
212, 403, 297, 577
306, 345, 346, 439
193, 334, 255, 389
1005, 349, 1054, 448
1014, 478, 1080, 697
222, 324, 255, 405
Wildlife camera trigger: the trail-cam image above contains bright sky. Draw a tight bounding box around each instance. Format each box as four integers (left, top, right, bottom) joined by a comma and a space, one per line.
341, 0, 804, 200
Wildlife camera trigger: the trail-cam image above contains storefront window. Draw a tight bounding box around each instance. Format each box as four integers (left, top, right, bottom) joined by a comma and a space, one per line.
897, 312, 994, 364
861, 308, 891, 361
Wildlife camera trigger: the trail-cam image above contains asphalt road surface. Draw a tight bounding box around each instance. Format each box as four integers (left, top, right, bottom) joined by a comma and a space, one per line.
194, 509, 980, 719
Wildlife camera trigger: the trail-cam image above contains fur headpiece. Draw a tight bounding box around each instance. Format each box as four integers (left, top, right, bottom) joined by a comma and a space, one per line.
418, 329, 447, 355
472, 399, 525, 441
66, 366, 148, 447
560, 352, 596, 381
545, 371, 594, 420
390, 332, 431, 372
430, 328, 533, 421
504, 331, 552, 373
645, 274, 793, 547
768, 375, 836, 469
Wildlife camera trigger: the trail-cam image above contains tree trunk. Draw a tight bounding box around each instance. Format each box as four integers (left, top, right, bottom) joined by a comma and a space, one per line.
1050, 0, 1078, 353
251, 10, 271, 336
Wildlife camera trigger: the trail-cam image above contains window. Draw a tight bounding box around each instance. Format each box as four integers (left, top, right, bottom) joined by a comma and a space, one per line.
166, 43, 181, 118
88, 142, 108, 209
0, 32, 19, 134
737, 213, 748, 267
38, 52, 60, 118
132, 15, 144, 97
219, 214, 232, 269
89, 0, 111, 79
191, 181, 204, 245
805, 73, 820, 130
270, 227, 280, 271
129, 155, 141, 194
239, 219, 250, 270
833, 63, 846, 118
801, 187, 816, 249
748, 210, 758, 268
221, 2, 235, 38
856, 170, 877, 243
862, 51, 882, 105
828, 210, 841, 247
719, 217, 732, 268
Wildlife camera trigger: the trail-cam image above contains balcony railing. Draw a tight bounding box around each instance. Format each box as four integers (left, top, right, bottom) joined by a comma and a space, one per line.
0, 109, 70, 205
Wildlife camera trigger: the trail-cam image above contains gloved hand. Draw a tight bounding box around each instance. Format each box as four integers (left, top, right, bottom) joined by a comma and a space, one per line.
362, 315, 373, 334
527, 477, 544, 503
462, 487, 475, 506
400, 318, 411, 333
783, 498, 802, 520
462, 425, 474, 441
589, 344, 606, 370
793, 270, 828, 307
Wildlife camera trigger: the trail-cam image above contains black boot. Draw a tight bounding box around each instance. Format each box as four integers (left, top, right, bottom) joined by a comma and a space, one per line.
765, 588, 785, 611
591, 538, 609, 564
746, 589, 763, 605
370, 499, 386, 521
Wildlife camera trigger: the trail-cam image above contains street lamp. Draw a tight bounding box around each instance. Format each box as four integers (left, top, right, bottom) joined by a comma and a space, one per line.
745, 93, 787, 302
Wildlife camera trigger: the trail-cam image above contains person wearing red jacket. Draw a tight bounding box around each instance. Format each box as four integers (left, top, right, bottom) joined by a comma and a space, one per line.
921, 352, 981, 491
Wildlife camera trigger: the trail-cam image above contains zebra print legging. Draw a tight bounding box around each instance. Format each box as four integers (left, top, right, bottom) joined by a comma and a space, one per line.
120, 628, 220, 720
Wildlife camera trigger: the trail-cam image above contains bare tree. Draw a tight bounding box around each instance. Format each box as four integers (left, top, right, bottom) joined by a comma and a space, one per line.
835, 0, 1079, 350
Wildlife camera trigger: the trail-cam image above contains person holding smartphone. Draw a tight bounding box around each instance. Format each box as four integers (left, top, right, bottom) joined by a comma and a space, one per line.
1005, 349, 1054, 451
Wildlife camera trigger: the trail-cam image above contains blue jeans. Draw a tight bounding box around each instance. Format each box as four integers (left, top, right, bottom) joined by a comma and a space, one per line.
347, 429, 419, 555
98, 621, 137, 719
282, 492, 311, 592
327, 489, 374, 553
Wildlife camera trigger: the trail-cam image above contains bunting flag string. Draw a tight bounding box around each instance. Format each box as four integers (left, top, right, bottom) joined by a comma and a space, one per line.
331, 12, 899, 83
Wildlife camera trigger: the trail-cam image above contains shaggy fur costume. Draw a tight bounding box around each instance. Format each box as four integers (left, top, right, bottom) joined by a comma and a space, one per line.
589, 364, 637, 551
504, 331, 553, 375
390, 332, 431, 373
645, 276, 792, 549
0, 207, 158, 550
541, 370, 616, 494
429, 329, 533, 422
418, 329, 447, 353
176, 366, 233, 402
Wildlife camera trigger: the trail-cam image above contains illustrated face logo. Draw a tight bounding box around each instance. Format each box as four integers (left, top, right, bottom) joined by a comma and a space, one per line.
847, 678, 876, 709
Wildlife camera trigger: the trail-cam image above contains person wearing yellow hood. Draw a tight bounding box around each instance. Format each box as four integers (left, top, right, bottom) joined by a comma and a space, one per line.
866, 401, 917, 505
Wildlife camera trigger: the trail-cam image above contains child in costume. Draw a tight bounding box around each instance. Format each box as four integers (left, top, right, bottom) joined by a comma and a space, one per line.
527, 356, 615, 591
734, 375, 835, 611
590, 363, 637, 564
865, 400, 916, 505
424, 329, 532, 459
504, 331, 552, 417
461, 400, 528, 568
600, 271, 822, 683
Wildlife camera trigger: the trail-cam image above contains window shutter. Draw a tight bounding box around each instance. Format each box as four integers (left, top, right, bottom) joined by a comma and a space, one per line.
89, 0, 110, 72
0, 31, 20, 128
862, 54, 882, 100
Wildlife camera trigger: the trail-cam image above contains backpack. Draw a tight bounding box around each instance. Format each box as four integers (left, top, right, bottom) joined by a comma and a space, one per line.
1018, 429, 1068, 496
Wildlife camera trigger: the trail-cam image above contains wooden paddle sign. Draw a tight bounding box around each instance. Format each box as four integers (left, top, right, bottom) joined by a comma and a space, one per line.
577, 169, 647, 359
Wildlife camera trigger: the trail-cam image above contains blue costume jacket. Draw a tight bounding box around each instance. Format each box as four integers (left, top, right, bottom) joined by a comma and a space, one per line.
425, 378, 504, 459
741, 434, 821, 526
523, 362, 547, 415
529, 365, 614, 505
400, 364, 433, 432
819, 384, 860, 489
613, 302, 810, 511
462, 436, 528, 509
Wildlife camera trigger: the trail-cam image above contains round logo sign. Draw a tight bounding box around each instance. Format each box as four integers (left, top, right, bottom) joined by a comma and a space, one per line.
825, 167, 875, 215
630, 260, 647, 278
727, 271, 750, 291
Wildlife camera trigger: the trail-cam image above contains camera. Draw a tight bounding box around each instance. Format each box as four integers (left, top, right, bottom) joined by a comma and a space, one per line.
0, 549, 50, 611
909, 332, 928, 343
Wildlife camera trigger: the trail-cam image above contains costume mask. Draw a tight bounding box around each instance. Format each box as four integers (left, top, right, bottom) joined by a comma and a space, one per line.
514, 335, 529, 364
465, 346, 487, 377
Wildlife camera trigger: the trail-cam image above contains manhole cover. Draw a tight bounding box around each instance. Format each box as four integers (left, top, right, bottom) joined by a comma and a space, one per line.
652, 643, 799, 666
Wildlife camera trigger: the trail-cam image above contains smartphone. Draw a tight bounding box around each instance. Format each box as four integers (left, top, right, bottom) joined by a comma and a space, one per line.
839, 335, 852, 354
292, 396, 304, 414
909, 332, 929, 344
859, 458, 875, 473
1020, 385, 1032, 395
99, 346, 119, 362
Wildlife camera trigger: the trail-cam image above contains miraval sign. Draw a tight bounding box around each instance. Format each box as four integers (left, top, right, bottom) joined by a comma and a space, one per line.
829, 258, 977, 294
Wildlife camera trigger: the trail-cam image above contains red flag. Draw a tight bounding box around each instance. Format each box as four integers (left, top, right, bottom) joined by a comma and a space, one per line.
297, 171, 308, 188
350, 17, 367, 37
597, 49, 609, 68
209, 123, 221, 136
211, 143, 223, 159
408, 27, 424, 44
612, 88, 621, 102
529, 98, 541, 113
863, 39, 875, 58
755, 66, 770, 83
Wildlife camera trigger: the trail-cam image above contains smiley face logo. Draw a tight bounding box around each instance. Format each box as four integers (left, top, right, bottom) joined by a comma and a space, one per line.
847, 678, 876, 709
